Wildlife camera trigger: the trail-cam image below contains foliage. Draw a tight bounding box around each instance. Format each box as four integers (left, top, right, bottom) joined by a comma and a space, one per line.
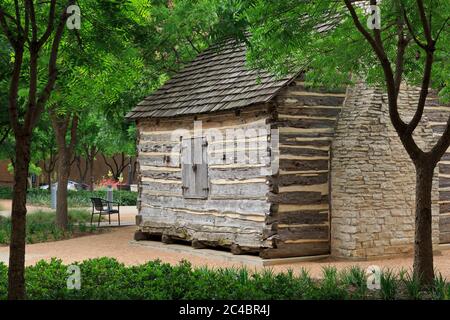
7, 162, 42, 176
243, 0, 449, 98
399, 269, 423, 300
340, 266, 368, 299
0, 186, 12, 199
380, 269, 398, 300
0, 187, 137, 206
0, 210, 97, 245
26, 189, 137, 207
0, 258, 448, 300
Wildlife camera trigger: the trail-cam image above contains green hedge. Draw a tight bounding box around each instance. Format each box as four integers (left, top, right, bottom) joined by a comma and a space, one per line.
0, 258, 449, 300
0, 187, 137, 206
0, 186, 12, 199
28, 189, 137, 206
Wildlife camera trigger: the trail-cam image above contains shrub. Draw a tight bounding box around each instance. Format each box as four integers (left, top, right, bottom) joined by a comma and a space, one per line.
399, 269, 423, 300
0, 186, 12, 200
341, 266, 367, 299
380, 269, 398, 300
26, 189, 137, 207
0, 259, 449, 300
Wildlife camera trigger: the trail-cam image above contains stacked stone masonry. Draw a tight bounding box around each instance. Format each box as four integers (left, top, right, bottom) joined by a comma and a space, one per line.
331, 82, 443, 259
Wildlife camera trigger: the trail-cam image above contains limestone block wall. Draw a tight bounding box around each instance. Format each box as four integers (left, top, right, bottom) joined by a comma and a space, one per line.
331, 82, 439, 259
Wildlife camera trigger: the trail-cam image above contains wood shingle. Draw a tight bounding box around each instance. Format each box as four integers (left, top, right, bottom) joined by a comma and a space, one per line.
126, 40, 294, 119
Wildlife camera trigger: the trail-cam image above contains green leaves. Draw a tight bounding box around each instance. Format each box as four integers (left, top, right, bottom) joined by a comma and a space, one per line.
243, 0, 449, 96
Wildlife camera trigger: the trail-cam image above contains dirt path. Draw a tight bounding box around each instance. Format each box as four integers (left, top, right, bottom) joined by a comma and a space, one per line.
1, 224, 450, 278
0, 199, 137, 224
0, 199, 52, 216
2, 200, 450, 278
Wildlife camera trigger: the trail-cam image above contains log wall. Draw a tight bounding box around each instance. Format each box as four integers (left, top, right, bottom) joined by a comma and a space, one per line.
260, 80, 345, 258
136, 106, 274, 252
135, 79, 449, 258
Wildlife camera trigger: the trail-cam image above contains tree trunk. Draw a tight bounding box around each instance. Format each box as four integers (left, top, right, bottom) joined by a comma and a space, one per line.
8, 135, 31, 300
51, 114, 78, 230
88, 155, 95, 191
413, 162, 435, 287
55, 145, 70, 229
47, 171, 52, 193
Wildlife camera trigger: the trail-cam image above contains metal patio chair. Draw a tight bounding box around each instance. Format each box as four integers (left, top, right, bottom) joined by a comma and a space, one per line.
90, 197, 121, 227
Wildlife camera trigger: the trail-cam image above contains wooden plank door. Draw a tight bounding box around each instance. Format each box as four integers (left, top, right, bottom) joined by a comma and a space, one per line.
181, 137, 208, 199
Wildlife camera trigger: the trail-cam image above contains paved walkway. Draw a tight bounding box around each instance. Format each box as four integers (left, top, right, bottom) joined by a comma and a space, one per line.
2, 200, 450, 278
0, 199, 52, 217
1, 224, 450, 278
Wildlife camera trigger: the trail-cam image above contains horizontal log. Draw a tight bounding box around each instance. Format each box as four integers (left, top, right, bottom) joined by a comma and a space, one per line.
439, 232, 450, 244
440, 203, 450, 213
139, 142, 177, 153
209, 166, 272, 180
260, 241, 329, 258
279, 146, 329, 157
279, 159, 329, 171
267, 191, 328, 205
277, 106, 342, 117
439, 215, 450, 228
268, 172, 328, 187
141, 226, 267, 249
439, 191, 450, 202
141, 180, 182, 194
273, 119, 336, 129
210, 181, 268, 198
140, 206, 266, 229
140, 194, 271, 215
440, 178, 450, 189
140, 113, 268, 129
267, 210, 329, 225
278, 136, 332, 146
279, 127, 335, 135
277, 225, 329, 241
439, 164, 450, 175
139, 154, 180, 167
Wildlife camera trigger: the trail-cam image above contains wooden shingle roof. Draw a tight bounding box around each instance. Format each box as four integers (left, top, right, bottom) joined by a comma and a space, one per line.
126, 41, 295, 119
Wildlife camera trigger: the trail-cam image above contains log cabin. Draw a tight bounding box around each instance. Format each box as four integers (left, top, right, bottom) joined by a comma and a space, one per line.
126, 40, 450, 259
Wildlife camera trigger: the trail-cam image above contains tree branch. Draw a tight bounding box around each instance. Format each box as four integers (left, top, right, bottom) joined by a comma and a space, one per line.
343, 0, 408, 136
394, 5, 409, 97
0, 7, 18, 47
69, 115, 78, 151
401, 3, 428, 50
7, 41, 24, 134
25, 0, 38, 43
406, 50, 434, 134
38, 0, 57, 48
101, 154, 115, 177
416, 0, 433, 44
435, 17, 449, 42
32, 0, 75, 129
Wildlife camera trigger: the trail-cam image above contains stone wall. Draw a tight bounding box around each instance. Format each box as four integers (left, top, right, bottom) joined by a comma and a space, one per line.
331, 82, 440, 259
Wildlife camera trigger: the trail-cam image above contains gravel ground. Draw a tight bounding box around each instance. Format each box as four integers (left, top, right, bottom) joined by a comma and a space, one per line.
1, 200, 450, 278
